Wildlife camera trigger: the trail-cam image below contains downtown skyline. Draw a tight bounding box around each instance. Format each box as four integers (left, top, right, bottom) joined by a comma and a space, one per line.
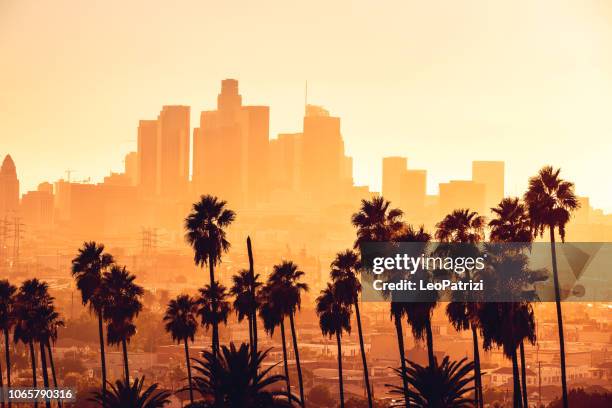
2, 1, 612, 211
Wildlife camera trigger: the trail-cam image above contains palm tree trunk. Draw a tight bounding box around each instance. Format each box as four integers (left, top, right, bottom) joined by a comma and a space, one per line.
288, 312, 305, 407
247, 236, 258, 362
471, 324, 483, 408
247, 314, 253, 352
46, 341, 62, 408
336, 331, 345, 408
280, 318, 292, 404
393, 307, 410, 408
520, 341, 529, 408
97, 310, 107, 398
512, 348, 523, 408
425, 317, 435, 368
39, 342, 51, 408
29, 341, 38, 408
208, 253, 219, 358
549, 227, 568, 408
354, 301, 373, 408
4, 329, 11, 408
121, 338, 130, 382
0, 347, 4, 408
184, 339, 194, 404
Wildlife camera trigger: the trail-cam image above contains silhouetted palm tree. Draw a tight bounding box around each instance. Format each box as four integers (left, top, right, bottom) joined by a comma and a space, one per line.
259, 282, 292, 404
44, 308, 64, 407
230, 269, 262, 352
436, 209, 485, 408
330, 249, 373, 408
100, 265, 144, 382
524, 166, 579, 408
185, 195, 235, 357
13, 279, 52, 408
90, 376, 170, 408
34, 300, 64, 408
0, 279, 16, 408
268, 261, 309, 408
316, 283, 352, 408
71, 241, 115, 397
164, 294, 198, 404
352, 196, 404, 248
488, 197, 536, 408
396, 225, 437, 369
387, 356, 475, 408
196, 283, 231, 359
247, 236, 259, 364
190, 342, 294, 407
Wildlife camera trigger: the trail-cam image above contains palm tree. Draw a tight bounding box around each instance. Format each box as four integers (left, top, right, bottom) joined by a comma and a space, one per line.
247, 236, 259, 363
184, 195, 235, 357
190, 342, 294, 407
34, 299, 64, 408
351, 196, 406, 407
387, 356, 475, 408
395, 225, 437, 369
268, 261, 309, 408
196, 283, 231, 360
259, 283, 292, 404
436, 209, 485, 408
524, 166, 579, 408
44, 308, 64, 407
90, 376, 170, 408
229, 269, 262, 353
0, 279, 16, 408
488, 197, 536, 408
13, 279, 51, 408
316, 283, 352, 408
100, 265, 144, 381
164, 294, 198, 405
71, 241, 115, 397
330, 249, 373, 408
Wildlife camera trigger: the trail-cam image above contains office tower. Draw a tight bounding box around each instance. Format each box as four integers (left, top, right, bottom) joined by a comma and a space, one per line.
382, 157, 408, 206
472, 161, 504, 212
300, 105, 351, 200
269, 133, 303, 192
124, 152, 138, 186
439, 180, 486, 217
21, 183, 54, 227
193, 79, 269, 207
137, 120, 158, 195
0, 155, 19, 216
401, 169, 427, 219
156, 105, 190, 197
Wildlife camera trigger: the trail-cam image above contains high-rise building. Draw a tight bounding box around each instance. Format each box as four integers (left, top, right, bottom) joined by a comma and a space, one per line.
300, 105, 351, 200
472, 161, 504, 212
269, 133, 302, 192
156, 105, 190, 197
21, 183, 54, 227
439, 180, 486, 216
382, 157, 407, 206
124, 152, 138, 186
401, 169, 427, 219
0, 155, 19, 216
193, 79, 269, 207
137, 120, 158, 195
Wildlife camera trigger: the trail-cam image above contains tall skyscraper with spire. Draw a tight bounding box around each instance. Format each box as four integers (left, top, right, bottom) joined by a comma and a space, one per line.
0, 155, 20, 216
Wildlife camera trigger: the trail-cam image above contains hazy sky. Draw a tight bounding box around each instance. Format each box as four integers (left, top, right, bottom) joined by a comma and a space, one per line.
1, 0, 611, 211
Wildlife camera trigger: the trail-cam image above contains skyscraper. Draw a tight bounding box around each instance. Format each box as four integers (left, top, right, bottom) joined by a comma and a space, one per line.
382, 156, 407, 206
156, 106, 190, 197
137, 119, 158, 195
0, 155, 19, 216
193, 79, 269, 207
300, 105, 350, 200
472, 161, 504, 212
401, 169, 427, 219
439, 180, 486, 216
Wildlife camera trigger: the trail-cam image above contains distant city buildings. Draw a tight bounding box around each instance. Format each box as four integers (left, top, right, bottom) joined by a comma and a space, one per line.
0, 155, 19, 217
2, 79, 612, 244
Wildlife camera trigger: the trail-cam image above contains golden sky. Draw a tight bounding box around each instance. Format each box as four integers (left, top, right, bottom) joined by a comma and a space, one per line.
1, 0, 611, 211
